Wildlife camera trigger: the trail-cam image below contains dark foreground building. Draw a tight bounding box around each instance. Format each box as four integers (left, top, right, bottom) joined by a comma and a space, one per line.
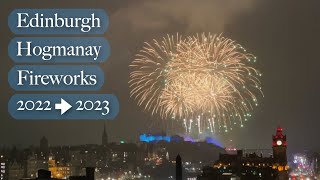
20, 167, 94, 180
176, 154, 182, 180
198, 127, 289, 180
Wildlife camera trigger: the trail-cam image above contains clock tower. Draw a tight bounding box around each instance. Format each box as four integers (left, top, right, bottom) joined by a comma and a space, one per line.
272, 126, 287, 164
272, 127, 288, 179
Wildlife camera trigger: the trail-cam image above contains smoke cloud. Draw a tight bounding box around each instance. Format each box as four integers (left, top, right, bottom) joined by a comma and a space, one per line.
111, 0, 256, 33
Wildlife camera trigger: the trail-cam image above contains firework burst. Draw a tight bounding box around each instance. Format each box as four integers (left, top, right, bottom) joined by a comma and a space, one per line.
129, 33, 263, 134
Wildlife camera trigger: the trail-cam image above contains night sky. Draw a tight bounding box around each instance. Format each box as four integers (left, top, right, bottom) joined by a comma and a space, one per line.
1, 0, 320, 156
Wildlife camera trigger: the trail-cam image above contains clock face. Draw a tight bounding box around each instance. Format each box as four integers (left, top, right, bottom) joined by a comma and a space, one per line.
276, 140, 282, 146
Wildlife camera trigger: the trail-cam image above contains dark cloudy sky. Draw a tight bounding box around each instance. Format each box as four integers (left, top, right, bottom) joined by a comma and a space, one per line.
1, 0, 320, 156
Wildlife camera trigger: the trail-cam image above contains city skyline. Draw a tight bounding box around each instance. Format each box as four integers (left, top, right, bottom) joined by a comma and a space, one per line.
1, 0, 320, 156
1, 126, 307, 179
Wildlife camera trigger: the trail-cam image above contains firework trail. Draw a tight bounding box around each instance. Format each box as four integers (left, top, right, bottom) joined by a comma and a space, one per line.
129, 33, 263, 134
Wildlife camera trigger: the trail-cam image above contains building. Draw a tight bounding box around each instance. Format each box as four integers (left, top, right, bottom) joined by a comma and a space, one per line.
272, 127, 289, 179
69, 167, 95, 180
40, 137, 49, 157
139, 133, 224, 163
20, 169, 59, 180
48, 156, 71, 179
198, 127, 289, 180
20, 168, 94, 180
27, 154, 48, 178
0, 155, 8, 180
8, 160, 24, 180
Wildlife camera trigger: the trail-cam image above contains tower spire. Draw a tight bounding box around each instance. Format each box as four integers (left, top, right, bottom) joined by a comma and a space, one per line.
176, 154, 182, 180
102, 122, 108, 146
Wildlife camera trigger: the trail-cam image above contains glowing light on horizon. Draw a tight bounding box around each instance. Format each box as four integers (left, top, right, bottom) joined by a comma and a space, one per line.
139, 134, 224, 148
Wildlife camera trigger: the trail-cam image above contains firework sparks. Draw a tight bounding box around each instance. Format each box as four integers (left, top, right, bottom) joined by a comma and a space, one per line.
129, 33, 263, 133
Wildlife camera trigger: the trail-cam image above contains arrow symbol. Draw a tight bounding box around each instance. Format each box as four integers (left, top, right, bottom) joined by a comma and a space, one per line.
55, 98, 72, 115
